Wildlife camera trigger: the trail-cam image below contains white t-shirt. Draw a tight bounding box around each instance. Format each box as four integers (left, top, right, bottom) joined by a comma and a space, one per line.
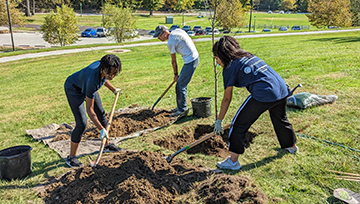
167, 29, 199, 64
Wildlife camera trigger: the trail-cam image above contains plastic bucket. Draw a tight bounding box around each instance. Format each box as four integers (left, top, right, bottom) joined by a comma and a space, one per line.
0, 145, 32, 180
191, 97, 212, 118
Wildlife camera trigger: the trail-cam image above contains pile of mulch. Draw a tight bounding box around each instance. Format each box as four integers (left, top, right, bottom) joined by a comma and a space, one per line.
52, 106, 173, 142
154, 124, 259, 158
38, 151, 268, 204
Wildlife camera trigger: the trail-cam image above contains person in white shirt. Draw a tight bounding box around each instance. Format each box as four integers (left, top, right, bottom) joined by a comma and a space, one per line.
154, 25, 199, 117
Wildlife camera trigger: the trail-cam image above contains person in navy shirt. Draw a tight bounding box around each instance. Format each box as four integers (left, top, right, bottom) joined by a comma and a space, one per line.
64, 54, 122, 167
212, 36, 298, 170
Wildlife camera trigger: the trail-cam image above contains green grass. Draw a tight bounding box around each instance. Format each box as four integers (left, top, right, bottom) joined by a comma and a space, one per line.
0, 31, 360, 203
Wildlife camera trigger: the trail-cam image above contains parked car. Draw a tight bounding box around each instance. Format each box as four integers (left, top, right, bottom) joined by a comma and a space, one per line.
268, 10, 272, 14
125, 29, 138, 37
197, 15, 204, 18
81, 28, 96, 37
182, 25, 191, 32
291, 25, 301, 31
286, 11, 292, 14
235, 30, 243, 34
262, 28, 271, 32
223, 30, 231, 34
187, 30, 195, 36
96, 27, 106, 37
279, 10, 285, 14
206, 29, 220, 35
195, 29, 205, 35
279, 26, 288, 31
169, 25, 179, 32
148, 30, 155, 35
192, 25, 202, 31
204, 26, 212, 33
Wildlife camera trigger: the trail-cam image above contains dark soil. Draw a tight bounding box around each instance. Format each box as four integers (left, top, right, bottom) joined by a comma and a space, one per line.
154, 124, 259, 158
39, 151, 268, 204
52, 107, 173, 142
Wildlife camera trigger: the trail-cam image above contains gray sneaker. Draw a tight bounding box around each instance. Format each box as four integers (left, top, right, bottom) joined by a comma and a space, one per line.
66, 156, 83, 168
285, 145, 299, 154
216, 156, 241, 170
170, 107, 178, 113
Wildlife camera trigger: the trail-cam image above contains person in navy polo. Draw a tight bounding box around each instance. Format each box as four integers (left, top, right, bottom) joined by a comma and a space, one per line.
64, 54, 122, 167
212, 36, 298, 170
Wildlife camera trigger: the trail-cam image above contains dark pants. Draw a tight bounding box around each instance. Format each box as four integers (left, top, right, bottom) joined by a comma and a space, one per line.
228, 95, 296, 154
64, 84, 107, 143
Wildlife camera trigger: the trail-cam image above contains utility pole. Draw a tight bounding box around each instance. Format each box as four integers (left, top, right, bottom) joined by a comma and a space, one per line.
248, 0, 253, 32
6, 0, 15, 51
101, 0, 104, 22
254, 16, 256, 32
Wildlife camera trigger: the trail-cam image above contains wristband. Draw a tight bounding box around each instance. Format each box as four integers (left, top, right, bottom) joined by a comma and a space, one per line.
174, 73, 178, 76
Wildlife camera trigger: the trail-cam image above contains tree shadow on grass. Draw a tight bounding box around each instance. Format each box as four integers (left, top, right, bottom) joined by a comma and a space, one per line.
308, 37, 360, 44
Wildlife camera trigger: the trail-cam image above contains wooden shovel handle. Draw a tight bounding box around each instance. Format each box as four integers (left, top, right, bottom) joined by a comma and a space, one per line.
188, 123, 231, 149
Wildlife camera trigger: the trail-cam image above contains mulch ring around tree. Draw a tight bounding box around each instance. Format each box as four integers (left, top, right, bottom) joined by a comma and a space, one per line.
154, 124, 260, 158
38, 151, 268, 204
52, 105, 174, 142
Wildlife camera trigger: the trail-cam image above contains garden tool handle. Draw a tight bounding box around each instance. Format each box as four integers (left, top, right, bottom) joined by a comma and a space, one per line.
151, 80, 176, 110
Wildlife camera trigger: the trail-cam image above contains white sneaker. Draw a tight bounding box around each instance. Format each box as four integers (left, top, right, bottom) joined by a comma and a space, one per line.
216, 156, 241, 170
285, 145, 299, 154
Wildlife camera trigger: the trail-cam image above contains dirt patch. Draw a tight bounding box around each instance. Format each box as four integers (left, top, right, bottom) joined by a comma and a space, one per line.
154, 124, 259, 158
39, 151, 267, 203
52, 106, 173, 142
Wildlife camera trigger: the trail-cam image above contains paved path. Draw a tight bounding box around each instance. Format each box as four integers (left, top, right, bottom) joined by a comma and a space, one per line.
1, 28, 359, 64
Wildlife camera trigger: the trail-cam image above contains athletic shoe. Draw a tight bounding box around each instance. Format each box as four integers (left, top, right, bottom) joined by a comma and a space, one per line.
169, 109, 189, 118
104, 143, 121, 152
66, 156, 83, 168
216, 156, 241, 170
285, 145, 299, 154
170, 107, 178, 113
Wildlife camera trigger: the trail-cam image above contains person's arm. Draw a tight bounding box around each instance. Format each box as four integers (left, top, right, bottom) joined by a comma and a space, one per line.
104, 80, 115, 92
218, 86, 233, 120
86, 96, 105, 131
170, 53, 179, 82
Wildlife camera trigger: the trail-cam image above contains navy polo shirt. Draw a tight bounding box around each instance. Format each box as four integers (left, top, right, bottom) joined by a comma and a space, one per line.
66, 61, 106, 99
223, 55, 289, 102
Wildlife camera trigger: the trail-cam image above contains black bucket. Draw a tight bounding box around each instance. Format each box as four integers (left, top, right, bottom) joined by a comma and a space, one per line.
191, 97, 212, 118
0, 145, 32, 180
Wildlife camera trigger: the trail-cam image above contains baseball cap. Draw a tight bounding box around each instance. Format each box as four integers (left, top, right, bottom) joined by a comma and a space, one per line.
153, 25, 168, 37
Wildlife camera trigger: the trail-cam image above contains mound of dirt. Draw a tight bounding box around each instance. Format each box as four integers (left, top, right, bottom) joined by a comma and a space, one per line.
39, 151, 267, 203
52, 107, 173, 142
154, 124, 259, 158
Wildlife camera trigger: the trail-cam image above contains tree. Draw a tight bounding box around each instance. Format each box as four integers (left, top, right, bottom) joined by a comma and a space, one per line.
41, 4, 79, 46
102, 3, 136, 43
295, 0, 309, 12
350, 0, 360, 26
141, 0, 165, 15
216, 0, 248, 31
0, 0, 25, 26
281, 0, 296, 11
307, 0, 353, 28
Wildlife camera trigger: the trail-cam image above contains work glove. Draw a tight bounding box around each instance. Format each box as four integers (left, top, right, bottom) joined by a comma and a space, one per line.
213, 119, 224, 135
100, 128, 109, 140
113, 88, 122, 95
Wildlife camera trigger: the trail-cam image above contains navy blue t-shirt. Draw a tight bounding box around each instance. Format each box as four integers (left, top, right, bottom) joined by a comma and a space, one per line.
223, 55, 289, 102
66, 61, 106, 99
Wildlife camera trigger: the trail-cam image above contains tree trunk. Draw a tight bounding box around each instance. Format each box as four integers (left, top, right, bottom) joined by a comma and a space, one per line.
31, 0, 35, 15
150, 10, 153, 16
25, 0, 31, 16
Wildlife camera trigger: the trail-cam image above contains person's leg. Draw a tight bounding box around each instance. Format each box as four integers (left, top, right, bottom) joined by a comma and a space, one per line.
176, 58, 199, 112
268, 98, 297, 149
65, 87, 87, 156
93, 92, 113, 147
217, 96, 270, 170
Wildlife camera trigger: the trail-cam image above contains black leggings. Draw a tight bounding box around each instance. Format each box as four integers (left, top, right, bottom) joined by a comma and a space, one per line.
65, 85, 107, 143
228, 95, 296, 154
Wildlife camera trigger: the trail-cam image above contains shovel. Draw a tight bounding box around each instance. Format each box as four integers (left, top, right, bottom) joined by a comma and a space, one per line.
88, 91, 121, 167
166, 123, 231, 163
151, 80, 176, 110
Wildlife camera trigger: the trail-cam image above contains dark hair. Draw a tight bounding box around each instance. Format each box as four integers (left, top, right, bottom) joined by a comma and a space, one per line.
212, 36, 252, 68
99, 54, 122, 74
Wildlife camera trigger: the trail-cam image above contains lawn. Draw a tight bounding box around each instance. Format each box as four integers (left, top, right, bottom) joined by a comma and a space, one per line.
0, 31, 359, 203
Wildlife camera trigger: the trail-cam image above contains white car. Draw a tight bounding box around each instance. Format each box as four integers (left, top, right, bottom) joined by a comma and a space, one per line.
206, 29, 220, 35
125, 30, 139, 37
187, 31, 195, 36
96, 27, 106, 37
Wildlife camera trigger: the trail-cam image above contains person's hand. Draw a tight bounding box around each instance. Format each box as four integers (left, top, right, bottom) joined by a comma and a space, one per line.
100, 128, 109, 140
213, 119, 224, 135
113, 88, 122, 95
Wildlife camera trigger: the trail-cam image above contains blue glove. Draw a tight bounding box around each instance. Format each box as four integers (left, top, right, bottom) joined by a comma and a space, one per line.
100, 128, 109, 140
213, 119, 224, 135
113, 88, 122, 95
